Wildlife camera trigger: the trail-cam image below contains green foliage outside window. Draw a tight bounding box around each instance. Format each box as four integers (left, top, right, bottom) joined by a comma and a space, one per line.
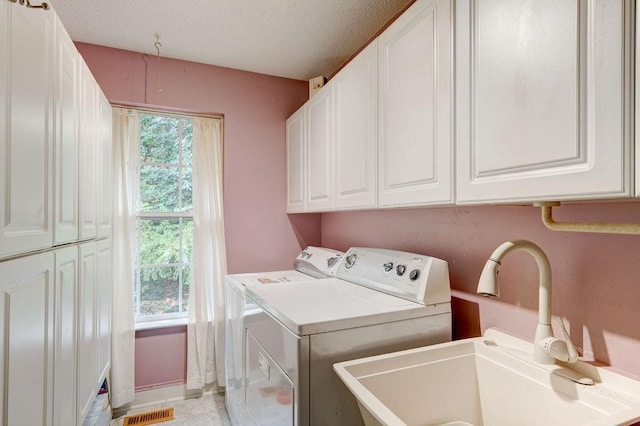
135, 113, 194, 318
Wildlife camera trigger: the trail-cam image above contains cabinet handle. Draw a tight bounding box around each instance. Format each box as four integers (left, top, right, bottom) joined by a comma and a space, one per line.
16, 0, 50, 9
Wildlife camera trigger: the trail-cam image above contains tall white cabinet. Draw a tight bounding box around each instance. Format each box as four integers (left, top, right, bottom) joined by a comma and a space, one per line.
0, 2, 113, 425
456, 0, 634, 204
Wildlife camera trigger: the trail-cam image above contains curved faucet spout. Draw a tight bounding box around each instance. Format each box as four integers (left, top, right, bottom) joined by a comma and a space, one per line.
477, 240, 555, 364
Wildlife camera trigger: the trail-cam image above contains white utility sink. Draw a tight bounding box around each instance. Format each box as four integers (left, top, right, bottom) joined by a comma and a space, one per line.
334, 329, 640, 426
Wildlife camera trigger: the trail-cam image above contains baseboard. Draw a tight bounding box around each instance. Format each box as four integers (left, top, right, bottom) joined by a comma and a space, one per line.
114, 383, 221, 415
134, 384, 191, 406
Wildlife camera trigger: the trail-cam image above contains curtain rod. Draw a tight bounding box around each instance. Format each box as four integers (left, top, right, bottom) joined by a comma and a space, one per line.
111, 103, 223, 121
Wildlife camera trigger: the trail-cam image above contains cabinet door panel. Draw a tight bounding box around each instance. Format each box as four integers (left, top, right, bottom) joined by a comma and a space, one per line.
98, 93, 113, 238
77, 242, 97, 422
306, 87, 333, 211
378, 0, 454, 207
0, 252, 54, 425
54, 15, 79, 245
456, 0, 633, 203
0, 2, 53, 257
474, 1, 579, 173
334, 42, 378, 210
54, 246, 78, 426
286, 107, 306, 212
96, 238, 112, 383
79, 63, 98, 240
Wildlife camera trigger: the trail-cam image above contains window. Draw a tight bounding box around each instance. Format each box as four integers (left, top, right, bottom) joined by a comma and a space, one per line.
135, 112, 194, 321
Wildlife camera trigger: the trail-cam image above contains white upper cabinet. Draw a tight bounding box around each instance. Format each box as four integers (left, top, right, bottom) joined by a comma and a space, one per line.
286, 106, 306, 213
333, 42, 378, 210
306, 84, 334, 211
0, 1, 54, 258
456, 0, 634, 204
54, 13, 79, 245
378, 0, 454, 208
78, 62, 99, 240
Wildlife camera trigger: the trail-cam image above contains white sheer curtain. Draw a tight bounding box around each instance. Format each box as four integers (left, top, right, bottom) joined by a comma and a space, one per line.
110, 107, 138, 407
187, 117, 227, 390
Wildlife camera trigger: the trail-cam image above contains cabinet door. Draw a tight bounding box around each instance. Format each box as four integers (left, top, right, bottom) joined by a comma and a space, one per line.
456, 0, 633, 204
286, 106, 306, 212
306, 85, 334, 211
53, 246, 78, 426
77, 241, 97, 422
333, 42, 378, 210
79, 63, 98, 240
96, 238, 112, 384
0, 1, 54, 258
97, 93, 113, 238
0, 252, 55, 425
53, 15, 79, 245
378, 0, 454, 207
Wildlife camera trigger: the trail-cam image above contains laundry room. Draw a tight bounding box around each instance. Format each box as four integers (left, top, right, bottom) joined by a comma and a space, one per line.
2, 0, 640, 425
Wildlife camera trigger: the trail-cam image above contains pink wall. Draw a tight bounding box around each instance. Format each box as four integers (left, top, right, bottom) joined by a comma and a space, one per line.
322, 201, 640, 377
76, 43, 321, 389
77, 42, 321, 275
135, 327, 187, 390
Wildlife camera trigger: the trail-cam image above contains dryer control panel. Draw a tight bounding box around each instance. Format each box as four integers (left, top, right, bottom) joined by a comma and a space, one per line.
294, 246, 344, 278
337, 247, 450, 305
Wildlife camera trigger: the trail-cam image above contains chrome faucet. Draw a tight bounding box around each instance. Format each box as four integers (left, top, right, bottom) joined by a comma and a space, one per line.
477, 240, 578, 365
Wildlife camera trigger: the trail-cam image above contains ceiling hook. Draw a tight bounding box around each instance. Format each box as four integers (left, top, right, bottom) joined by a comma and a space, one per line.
154, 34, 163, 93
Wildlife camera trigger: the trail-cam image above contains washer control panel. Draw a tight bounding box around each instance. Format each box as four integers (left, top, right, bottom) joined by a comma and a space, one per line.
337, 247, 450, 305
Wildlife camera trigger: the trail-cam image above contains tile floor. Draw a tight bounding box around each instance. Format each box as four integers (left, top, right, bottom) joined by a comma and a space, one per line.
110, 392, 231, 426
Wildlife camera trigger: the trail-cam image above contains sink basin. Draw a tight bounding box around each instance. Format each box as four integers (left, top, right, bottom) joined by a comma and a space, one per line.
334, 329, 640, 426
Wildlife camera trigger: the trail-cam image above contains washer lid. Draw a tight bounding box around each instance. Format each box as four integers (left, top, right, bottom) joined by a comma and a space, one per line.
245, 278, 450, 336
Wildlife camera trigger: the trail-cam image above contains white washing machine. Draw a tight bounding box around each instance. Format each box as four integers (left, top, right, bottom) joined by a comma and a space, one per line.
225, 246, 345, 425
242, 247, 452, 425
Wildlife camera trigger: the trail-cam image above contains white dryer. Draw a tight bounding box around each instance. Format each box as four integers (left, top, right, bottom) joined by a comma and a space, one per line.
243, 247, 452, 425
225, 246, 344, 425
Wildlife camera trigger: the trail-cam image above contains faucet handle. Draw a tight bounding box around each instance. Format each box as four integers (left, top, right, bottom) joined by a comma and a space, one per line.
539, 318, 580, 363
556, 317, 579, 363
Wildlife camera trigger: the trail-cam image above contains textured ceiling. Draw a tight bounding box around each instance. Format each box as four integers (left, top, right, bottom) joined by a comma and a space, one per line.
48, 0, 413, 81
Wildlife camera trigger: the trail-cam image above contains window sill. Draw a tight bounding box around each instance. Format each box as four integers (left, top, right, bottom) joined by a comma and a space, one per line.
135, 317, 188, 331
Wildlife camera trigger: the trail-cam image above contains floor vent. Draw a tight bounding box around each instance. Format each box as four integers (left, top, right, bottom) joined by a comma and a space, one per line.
123, 407, 174, 426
